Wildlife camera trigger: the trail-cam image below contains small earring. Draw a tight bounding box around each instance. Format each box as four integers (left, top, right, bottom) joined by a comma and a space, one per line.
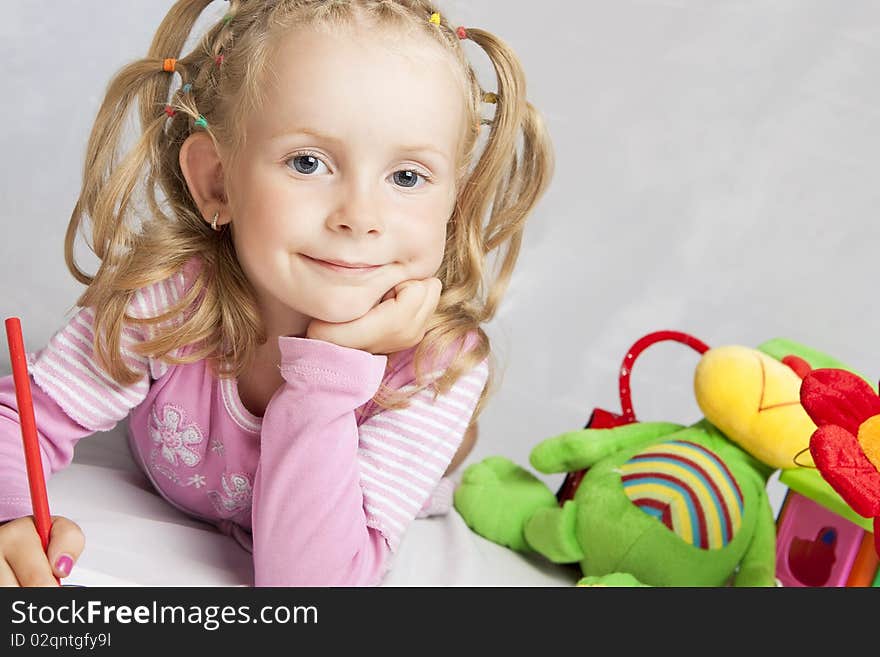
211, 211, 220, 232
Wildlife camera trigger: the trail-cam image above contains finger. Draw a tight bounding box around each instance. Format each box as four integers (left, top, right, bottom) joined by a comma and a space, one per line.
363, 284, 429, 351
46, 516, 85, 580
0, 560, 20, 587
351, 287, 425, 351
5, 529, 58, 587
402, 279, 441, 337
377, 279, 413, 305
394, 278, 440, 322
391, 279, 432, 313
401, 276, 441, 293
393, 277, 424, 293
414, 278, 442, 322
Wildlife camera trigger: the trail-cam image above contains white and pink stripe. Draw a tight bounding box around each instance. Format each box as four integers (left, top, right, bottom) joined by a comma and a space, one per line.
358, 358, 489, 551
29, 274, 187, 432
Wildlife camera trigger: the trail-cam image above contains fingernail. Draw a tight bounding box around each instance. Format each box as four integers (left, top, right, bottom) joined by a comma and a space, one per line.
55, 554, 73, 577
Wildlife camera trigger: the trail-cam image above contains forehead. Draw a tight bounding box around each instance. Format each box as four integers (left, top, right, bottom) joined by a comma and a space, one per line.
252, 22, 467, 151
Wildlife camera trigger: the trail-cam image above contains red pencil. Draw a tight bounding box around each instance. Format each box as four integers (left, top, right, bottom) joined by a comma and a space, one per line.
4, 317, 57, 584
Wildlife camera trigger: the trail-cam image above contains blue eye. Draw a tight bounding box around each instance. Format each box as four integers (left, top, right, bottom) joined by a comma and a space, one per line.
392, 170, 422, 188
285, 151, 431, 188
286, 151, 328, 175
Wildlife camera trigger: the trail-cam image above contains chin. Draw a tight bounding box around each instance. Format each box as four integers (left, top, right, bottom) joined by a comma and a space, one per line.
308, 296, 379, 324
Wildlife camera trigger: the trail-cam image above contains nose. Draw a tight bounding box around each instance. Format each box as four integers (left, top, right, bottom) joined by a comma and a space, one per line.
326, 179, 384, 237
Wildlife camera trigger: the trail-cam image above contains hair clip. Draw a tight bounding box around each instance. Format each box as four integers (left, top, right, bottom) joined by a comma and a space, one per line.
456, 26, 468, 39
194, 115, 208, 129
162, 58, 176, 73
164, 105, 176, 117
429, 12, 441, 25
482, 92, 498, 104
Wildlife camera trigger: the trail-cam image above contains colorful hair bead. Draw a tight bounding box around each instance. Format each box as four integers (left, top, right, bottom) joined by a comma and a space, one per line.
457, 26, 468, 39
194, 115, 208, 129
163, 58, 176, 73
223, 13, 233, 25
215, 54, 224, 67
182, 83, 193, 93
482, 92, 498, 104
429, 12, 441, 25
164, 105, 176, 117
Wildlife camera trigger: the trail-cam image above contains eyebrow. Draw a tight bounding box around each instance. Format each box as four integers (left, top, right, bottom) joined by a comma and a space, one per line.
274, 128, 449, 162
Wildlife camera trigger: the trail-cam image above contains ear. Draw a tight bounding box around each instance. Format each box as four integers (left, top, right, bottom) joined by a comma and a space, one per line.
179, 131, 230, 229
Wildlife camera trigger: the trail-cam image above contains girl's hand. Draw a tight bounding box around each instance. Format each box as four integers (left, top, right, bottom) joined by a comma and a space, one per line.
0, 515, 85, 586
306, 277, 442, 354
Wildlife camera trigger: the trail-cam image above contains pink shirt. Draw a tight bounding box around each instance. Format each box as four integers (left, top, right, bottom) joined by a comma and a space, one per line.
0, 262, 489, 586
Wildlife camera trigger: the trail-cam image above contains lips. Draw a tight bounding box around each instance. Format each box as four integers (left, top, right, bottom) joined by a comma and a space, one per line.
302, 254, 383, 273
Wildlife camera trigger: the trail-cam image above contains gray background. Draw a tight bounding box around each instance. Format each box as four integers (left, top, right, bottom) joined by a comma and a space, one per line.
2, 0, 879, 513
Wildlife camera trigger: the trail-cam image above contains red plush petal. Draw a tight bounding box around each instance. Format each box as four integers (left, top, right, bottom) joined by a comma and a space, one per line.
800, 369, 880, 434
782, 355, 812, 379
810, 425, 880, 517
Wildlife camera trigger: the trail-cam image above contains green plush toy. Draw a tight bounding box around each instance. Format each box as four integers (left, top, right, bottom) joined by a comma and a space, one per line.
454, 332, 853, 587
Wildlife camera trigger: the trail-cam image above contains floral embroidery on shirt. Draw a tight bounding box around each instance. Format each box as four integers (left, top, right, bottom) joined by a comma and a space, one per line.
149, 453, 210, 489
210, 439, 225, 455
150, 455, 181, 485
149, 403, 204, 467
208, 472, 253, 517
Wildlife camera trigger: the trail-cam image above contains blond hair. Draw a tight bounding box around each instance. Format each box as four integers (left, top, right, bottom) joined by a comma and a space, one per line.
66, 0, 555, 421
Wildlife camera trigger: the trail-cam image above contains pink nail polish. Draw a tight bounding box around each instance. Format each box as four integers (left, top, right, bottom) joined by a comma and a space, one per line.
55, 555, 73, 577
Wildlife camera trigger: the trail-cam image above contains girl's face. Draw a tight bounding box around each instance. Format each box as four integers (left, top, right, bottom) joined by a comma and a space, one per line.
225, 24, 465, 330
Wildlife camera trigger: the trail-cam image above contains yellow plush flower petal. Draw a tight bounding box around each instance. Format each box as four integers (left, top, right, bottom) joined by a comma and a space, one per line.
856, 414, 880, 472
694, 346, 816, 469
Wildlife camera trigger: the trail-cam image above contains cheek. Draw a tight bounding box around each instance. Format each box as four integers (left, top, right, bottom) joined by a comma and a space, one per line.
230, 165, 299, 232
400, 219, 448, 275
232, 211, 286, 263
232, 191, 305, 254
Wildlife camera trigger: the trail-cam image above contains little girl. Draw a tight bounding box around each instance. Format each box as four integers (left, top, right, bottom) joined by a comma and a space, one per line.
0, 0, 553, 586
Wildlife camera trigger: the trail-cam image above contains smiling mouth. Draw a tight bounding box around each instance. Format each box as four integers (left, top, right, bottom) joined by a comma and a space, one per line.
302, 254, 384, 274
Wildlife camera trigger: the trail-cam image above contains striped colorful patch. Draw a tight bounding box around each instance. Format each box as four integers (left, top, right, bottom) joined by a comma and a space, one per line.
619, 440, 744, 549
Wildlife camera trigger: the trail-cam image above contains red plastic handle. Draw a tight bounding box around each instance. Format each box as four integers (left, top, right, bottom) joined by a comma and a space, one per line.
617, 330, 710, 423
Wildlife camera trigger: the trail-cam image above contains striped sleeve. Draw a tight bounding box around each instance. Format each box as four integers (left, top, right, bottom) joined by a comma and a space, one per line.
357, 357, 489, 551
28, 269, 188, 432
